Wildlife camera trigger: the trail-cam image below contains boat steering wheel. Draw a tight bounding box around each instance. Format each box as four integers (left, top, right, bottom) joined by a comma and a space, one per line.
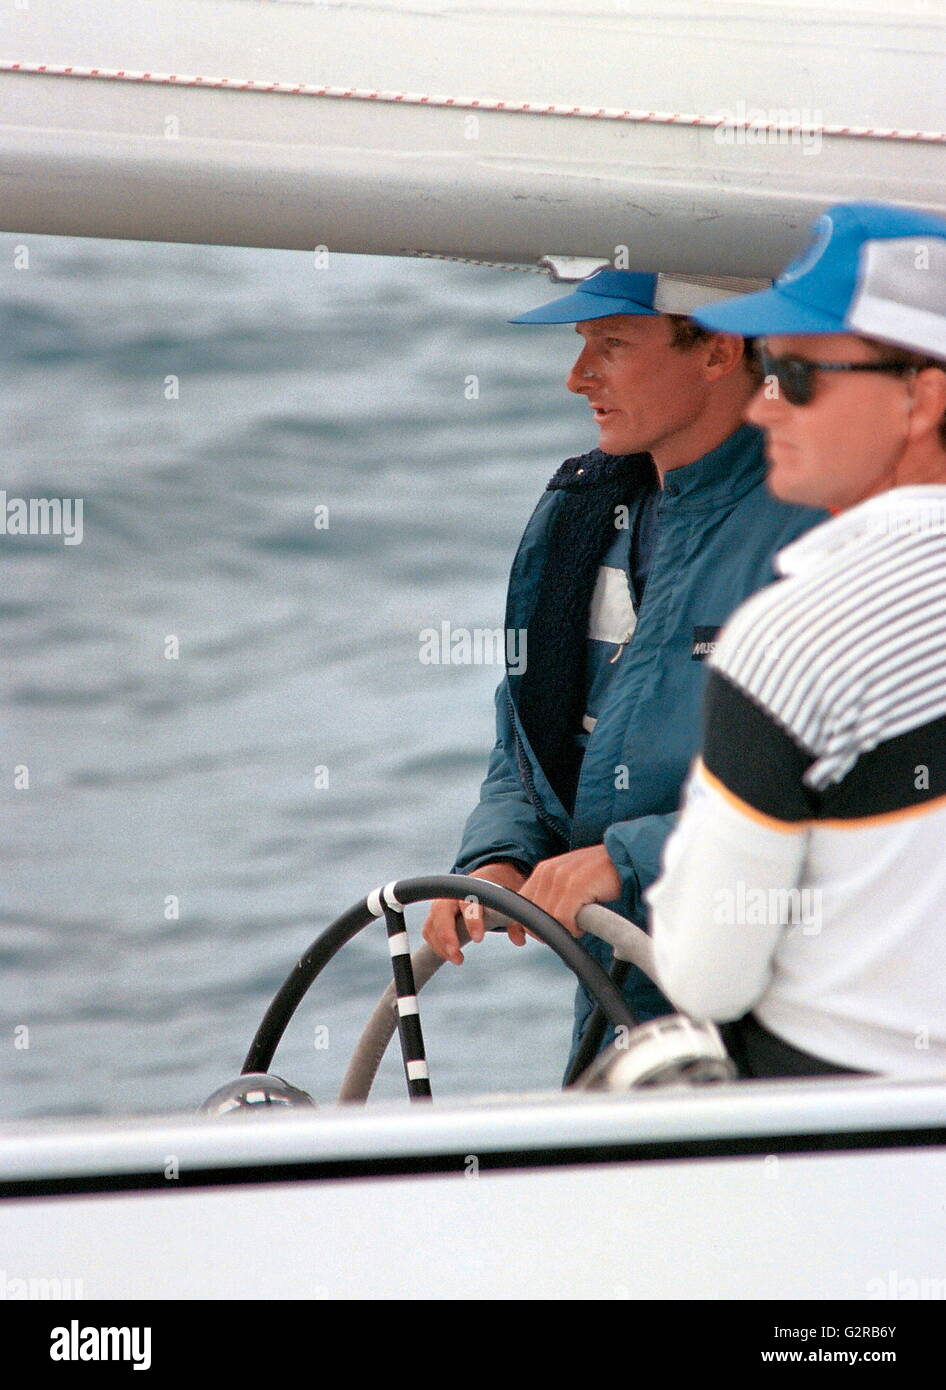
240, 874, 638, 1102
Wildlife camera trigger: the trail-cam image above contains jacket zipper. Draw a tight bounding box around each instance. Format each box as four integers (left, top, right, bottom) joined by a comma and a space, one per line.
505, 684, 569, 843
607, 491, 660, 664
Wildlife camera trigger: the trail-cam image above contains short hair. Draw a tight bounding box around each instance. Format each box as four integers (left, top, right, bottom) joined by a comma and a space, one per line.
665, 315, 714, 351
665, 314, 759, 380
857, 337, 946, 449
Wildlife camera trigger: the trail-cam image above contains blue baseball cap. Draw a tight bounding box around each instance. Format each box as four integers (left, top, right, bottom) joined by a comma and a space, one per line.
691, 201, 946, 359
511, 270, 765, 324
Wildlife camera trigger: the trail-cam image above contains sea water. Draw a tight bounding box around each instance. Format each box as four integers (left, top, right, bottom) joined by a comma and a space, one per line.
0, 236, 596, 1117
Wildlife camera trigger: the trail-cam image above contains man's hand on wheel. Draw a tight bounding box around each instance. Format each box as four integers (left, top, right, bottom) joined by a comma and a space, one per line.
421, 861, 528, 964
517, 844, 622, 937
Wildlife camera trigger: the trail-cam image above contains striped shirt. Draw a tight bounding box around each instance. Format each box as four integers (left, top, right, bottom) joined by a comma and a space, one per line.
647, 486, 946, 1076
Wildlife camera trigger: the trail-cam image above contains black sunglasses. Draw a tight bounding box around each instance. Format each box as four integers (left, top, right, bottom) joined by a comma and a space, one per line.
756, 347, 918, 406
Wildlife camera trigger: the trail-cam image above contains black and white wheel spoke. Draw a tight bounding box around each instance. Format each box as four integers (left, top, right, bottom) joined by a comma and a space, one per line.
377, 890, 432, 1101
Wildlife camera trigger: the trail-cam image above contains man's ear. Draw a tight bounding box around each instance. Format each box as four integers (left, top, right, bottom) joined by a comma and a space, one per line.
704, 332, 745, 381
910, 366, 946, 445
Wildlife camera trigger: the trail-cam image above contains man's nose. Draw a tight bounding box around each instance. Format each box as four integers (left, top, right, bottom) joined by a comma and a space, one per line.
567, 347, 598, 394
745, 377, 786, 427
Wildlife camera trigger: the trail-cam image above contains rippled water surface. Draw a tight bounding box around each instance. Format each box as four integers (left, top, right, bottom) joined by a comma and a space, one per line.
1, 236, 603, 1118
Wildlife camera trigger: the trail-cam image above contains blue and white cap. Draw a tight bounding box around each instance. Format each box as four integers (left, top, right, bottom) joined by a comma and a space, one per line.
511, 270, 766, 324
691, 202, 946, 360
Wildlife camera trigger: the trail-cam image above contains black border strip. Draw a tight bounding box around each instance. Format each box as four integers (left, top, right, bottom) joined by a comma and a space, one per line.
3, 1125, 946, 1200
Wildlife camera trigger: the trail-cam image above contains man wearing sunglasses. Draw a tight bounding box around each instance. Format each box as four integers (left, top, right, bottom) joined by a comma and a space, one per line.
421, 267, 825, 1074
648, 201, 946, 1077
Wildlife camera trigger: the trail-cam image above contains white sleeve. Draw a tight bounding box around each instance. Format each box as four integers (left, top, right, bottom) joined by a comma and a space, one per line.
645, 759, 809, 1021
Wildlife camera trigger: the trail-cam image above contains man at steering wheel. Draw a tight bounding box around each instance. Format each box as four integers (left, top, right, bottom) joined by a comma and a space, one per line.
422, 267, 825, 1070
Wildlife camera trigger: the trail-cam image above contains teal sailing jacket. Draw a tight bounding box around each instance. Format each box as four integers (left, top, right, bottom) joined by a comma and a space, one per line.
451, 423, 826, 1048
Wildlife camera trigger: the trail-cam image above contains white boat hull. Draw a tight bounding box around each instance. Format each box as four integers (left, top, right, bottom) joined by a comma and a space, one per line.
3, 1078, 945, 1298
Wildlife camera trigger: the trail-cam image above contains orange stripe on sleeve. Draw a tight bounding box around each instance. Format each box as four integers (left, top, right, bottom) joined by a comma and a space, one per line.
700, 761, 946, 831
697, 759, 809, 835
